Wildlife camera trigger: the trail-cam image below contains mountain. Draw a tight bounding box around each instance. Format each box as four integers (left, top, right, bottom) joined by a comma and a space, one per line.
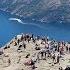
0, 0, 70, 23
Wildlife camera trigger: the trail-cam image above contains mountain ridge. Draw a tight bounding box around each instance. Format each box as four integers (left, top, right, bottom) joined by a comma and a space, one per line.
0, 0, 70, 23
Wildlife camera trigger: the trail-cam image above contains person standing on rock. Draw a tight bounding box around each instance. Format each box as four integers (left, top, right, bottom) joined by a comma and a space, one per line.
56, 54, 60, 64
41, 51, 44, 59
37, 52, 40, 63
66, 45, 68, 52
17, 39, 20, 45
23, 42, 26, 50
52, 53, 56, 64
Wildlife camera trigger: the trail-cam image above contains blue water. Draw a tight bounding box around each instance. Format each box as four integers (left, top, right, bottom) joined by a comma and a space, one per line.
0, 10, 70, 47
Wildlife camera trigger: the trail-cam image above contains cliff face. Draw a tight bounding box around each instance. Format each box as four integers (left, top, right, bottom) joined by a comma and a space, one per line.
0, 0, 70, 23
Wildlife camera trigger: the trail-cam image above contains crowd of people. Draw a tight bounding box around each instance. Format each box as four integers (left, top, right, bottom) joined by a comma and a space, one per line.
16, 33, 70, 70
0, 33, 70, 70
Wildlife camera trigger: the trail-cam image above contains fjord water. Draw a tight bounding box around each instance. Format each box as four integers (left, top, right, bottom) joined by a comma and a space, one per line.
0, 10, 70, 47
